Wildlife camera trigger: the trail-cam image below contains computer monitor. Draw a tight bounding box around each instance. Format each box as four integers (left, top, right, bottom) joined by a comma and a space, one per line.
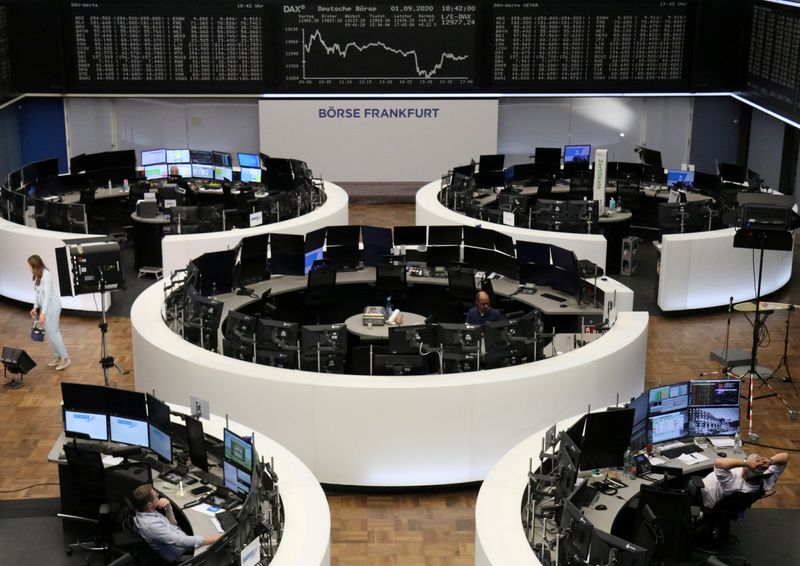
717, 162, 746, 184
462, 225, 495, 250
560, 500, 593, 565
256, 318, 299, 349
647, 382, 689, 415
688, 406, 740, 437
109, 415, 149, 448
304, 247, 324, 275
191, 164, 214, 179
479, 154, 505, 171
325, 245, 360, 270
212, 151, 232, 167
166, 149, 190, 164
428, 225, 463, 246
326, 225, 360, 246
648, 409, 689, 444
141, 149, 166, 166
63, 409, 108, 441
637, 147, 662, 169
516, 240, 551, 264
535, 147, 562, 166
240, 167, 262, 183
579, 409, 634, 470
225, 311, 258, 342
184, 415, 209, 472
214, 166, 233, 181
361, 225, 393, 266
628, 392, 648, 426
436, 323, 481, 351
190, 150, 214, 165
588, 529, 647, 566
426, 245, 460, 268
224, 460, 253, 496
169, 163, 192, 178
689, 379, 739, 406
393, 225, 426, 246
563, 145, 591, 163
148, 423, 173, 463
372, 354, 428, 376
61, 382, 108, 414
144, 163, 169, 180
463, 246, 496, 272
224, 428, 254, 473
236, 233, 270, 287
555, 445, 579, 500
106, 388, 147, 420
667, 169, 695, 188
388, 324, 434, 354
238, 153, 261, 168
493, 231, 515, 257
146, 393, 171, 434
269, 233, 304, 276
301, 324, 347, 354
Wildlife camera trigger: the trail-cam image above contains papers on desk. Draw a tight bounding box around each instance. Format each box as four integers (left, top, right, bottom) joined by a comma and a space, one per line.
677, 452, 710, 465
648, 457, 667, 466
187, 503, 223, 516
102, 455, 124, 467
709, 437, 735, 448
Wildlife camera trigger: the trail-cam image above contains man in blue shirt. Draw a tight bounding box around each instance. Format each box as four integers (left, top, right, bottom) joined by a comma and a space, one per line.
465, 291, 505, 326
133, 484, 221, 563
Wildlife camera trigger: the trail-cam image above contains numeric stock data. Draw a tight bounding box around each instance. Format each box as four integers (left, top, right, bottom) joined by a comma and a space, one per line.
490, 1, 691, 91
279, 2, 478, 91
65, 1, 267, 93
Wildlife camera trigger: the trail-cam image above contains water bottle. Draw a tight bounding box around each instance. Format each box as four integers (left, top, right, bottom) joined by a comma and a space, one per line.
623, 446, 634, 478
609, 196, 617, 210
733, 430, 742, 453
385, 295, 393, 319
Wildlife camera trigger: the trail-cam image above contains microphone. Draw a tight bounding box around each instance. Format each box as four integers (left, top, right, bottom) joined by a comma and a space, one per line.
728, 296, 734, 313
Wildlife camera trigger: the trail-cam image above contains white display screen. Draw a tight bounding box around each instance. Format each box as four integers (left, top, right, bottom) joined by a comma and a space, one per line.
110, 416, 149, 447
166, 149, 190, 164
192, 164, 214, 179
214, 166, 233, 181
142, 149, 167, 166
148, 423, 172, 462
145, 164, 169, 180
64, 410, 108, 441
240, 167, 262, 183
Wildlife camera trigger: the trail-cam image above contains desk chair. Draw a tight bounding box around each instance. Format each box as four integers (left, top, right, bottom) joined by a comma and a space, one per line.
447, 268, 477, 313
59, 442, 108, 563
696, 489, 771, 554
304, 267, 338, 323
634, 483, 694, 563
375, 263, 407, 307
79, 187, 107, 232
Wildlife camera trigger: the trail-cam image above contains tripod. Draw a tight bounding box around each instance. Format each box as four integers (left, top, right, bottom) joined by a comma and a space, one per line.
98, 276, 128, 387
770, 305, 798, 393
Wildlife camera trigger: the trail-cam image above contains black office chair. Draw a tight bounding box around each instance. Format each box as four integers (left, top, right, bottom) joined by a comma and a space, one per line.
304, 266, 338, 323
375, 263, 407, 307
696, 489, 771, 553
79, 187, 107, 232
58, 442, 108, 563
634, 483, 695, 564
447, 267, 477, 313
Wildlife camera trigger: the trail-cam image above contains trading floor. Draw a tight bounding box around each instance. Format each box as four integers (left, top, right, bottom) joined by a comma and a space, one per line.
0, 203, 798, 566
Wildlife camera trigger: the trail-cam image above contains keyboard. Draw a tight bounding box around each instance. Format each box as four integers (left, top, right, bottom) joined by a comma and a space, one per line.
660, 443, 704, 459
193, 469, 224, 487
571, 482, 599, 509
213, 510, 238, 531
541, 293, 567, 303
146, 457, 171, 474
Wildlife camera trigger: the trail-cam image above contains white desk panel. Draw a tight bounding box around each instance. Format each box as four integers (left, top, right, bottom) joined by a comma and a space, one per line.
132, 279, 647, 487
415, 180, 608, 271
657, 228, 794, 311
161, 181, 349, 278
0, 218, 111, 312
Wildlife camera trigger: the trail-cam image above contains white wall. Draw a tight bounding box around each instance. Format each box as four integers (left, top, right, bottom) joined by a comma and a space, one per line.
748, 109, 785, 190
258, 99, 498, 182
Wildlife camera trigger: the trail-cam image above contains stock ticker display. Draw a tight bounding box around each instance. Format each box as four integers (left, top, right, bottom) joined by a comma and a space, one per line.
277, 2, 479, 91
745, 0, 800, 123
64, 1, 267, 93
0, 5, 14, 103
490, 1, 693, 90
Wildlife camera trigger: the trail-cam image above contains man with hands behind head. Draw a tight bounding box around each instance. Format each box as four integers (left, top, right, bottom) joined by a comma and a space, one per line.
701, 452, 789, 509
133, 484, 222, 563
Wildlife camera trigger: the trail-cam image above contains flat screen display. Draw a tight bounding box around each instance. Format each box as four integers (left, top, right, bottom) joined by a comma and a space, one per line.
166, 149, 190, 164
240, 167, 262, 183
148, 423, 172, 462
190, 150, 214, 165
145, 163, 169, 180
146, 393, 171, 433
213, 151, 232, 167
667, 169, 695, 188
648, 382, 689, 415
214, 166, 233, 181
648, 409, 689, 444
689, 379, 740, 407
688, 406, 740, 437
141, 149, 166, 166
224, 428, 253, 473
238, 153, 260, 168
109, 415, 149, 447
64, 409, 108, 441
223, 460, 252, 495
563, 145, 591, 163
393, 225, 426, 246
169, 163, 192, 177
304, 248, 324, 275
191, 164, 214, 179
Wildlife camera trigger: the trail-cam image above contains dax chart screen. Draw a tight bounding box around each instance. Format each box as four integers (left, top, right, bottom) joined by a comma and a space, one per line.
278, 2, 478, 91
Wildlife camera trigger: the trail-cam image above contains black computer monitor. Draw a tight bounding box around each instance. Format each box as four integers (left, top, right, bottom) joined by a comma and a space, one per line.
326, 225, 360, 246
372, 354, 428, 376
479, 154, 505, 171
717, 162, 747, 184
535, 147, 562, 171
560, 499, 593, 565
61, 382, 108, 414
224, 428, 254, 473
463, 247, 495, 272
240, 167, 262, 183
257, 318, 299, 349
563, 145, 591, 163
516, 240, 550, 264
190, 150, 214, 165
579, 409, 634, 470
648, 409, 689, 444
269, 233, 304, 276
436, 323, 481, 350
628, 392, 648, 426
555, 446, 579, 500
212, 151, 232, 167
225, 311, 258, 342
426, 246, 460, 268
301, 324, 347, 354
324, 245, 360, 270
637, 147, 662, 169
361, 225, 393, 266
588, 529, 647, 566
388, 324, 434, 354
236, 233, 270, 287
688, 379, 739, 407
428, 225, 463, 246
146, 393, 171, 434
493, 231, 515, 257
109, 415, 149, 448
148, 423, 173, 463
191, 249, 236, 296
393, 225, 426, 246
463, 225, 495, 250
688, 406, 740, 437
141, 148, 166, 167
184, 416, 209, 472
63, 408, 108, 441
647, 382, 689, 415
106, 388, 147, 420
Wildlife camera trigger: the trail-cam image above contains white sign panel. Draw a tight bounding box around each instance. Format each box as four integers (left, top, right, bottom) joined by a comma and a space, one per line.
592, 148, 608, 214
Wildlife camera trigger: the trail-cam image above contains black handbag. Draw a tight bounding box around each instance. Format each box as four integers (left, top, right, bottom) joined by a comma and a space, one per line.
31, 322, 45, 342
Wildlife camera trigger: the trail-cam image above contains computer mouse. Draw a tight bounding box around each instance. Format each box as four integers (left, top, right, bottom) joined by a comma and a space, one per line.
717, 452, 727, 458
559, 304, 567, 308
595, 504, 607, 511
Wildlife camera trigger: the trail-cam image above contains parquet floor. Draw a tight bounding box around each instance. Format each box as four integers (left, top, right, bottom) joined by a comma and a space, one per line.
1, 203, 798, 566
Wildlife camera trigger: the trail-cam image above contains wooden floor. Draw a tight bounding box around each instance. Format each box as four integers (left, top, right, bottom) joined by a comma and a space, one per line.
1, 203, 799, 566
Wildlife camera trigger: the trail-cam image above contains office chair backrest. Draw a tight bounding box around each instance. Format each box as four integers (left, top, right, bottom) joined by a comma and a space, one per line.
105, 461, 153, 508
64, 443, 106, 492
636, 483, 693, 562
376, 263, 407, 292
447, 268, 477, 302
712, 489, 764, 517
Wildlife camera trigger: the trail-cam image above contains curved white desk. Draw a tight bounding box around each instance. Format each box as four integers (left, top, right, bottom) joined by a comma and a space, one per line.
132, 278, 647, 487
165, 404, 331, 566
161, 181, 349, 278
415, 180, 608, 272
657, 228, 794, 311
0, 218, 111, 312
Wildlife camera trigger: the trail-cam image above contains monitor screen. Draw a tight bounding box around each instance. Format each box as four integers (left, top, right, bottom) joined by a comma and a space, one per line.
146, 393, 171, 434
148, 423, 172, 463
238, 153, 260, 168
240, 167, 262, 183
563, 145, 591, 163
393, 225, 426, 246
647, 382, 689, 415
667, 169, 695, 188
184, 416, 209, 472
629, 392, 648, 426
109, 416, 149, 448
191, 164, 214, 179
190, 150, 214, 165
463, 225, 495, 250
579, 409, 634, 470
638, 147, 663, 168
106, 388, 148, 420
535, 147, 562, 166
141, 149, 166, 166
270, 233, 305, 276
166, 149, 190, 164
648, 409, 689, 444
688, 406, 740, 437
145, 164, 169, 180
223, 460, 253, 496
169, 163, 192, 178
224, 428, 254, 473
689, 379, 739, 406
64, 409, 108, 441
214, 166, 233, 181
326, 225, 360, 246
304, 248, 324, 275
61, 382, 108, 414
428, 225, 463, 246
212, 151, 232, 167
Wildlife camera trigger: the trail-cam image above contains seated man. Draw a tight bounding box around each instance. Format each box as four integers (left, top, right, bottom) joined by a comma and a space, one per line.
466, 290, 505, 326
133, 484, 221, 563
701, 452, 789, 509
